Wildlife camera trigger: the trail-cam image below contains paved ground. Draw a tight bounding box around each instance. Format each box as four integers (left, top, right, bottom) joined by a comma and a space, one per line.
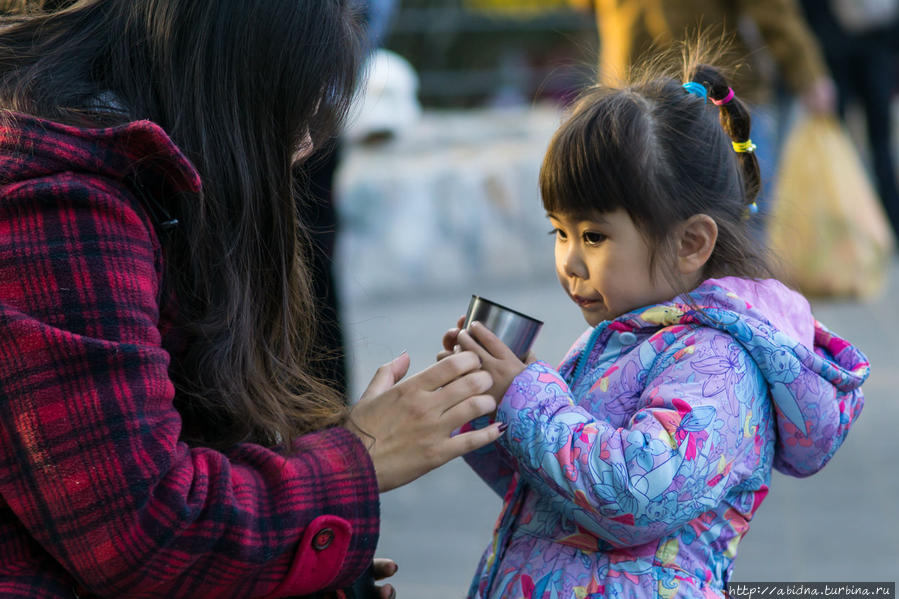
339, 257, 899, 596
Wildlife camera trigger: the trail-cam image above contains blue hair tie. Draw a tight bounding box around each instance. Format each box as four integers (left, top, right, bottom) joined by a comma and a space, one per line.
742, 202, 759, 221
682, 81, 708, 103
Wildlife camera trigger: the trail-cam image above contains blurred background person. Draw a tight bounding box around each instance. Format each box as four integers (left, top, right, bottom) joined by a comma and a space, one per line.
798, 0, 899, 241
298, 0, 401, 400
591, 0, 837, 232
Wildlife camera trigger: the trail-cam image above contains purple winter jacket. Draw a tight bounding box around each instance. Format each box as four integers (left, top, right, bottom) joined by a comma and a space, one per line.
464, 277, 867, 598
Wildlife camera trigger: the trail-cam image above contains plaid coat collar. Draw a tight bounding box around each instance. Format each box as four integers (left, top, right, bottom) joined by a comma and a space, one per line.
1, 110, 201, 204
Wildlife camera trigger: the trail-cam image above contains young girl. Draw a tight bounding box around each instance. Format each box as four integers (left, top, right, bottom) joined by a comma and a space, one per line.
442, 55, 868, 598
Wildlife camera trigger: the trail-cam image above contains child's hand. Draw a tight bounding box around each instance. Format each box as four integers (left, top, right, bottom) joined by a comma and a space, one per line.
436, 314, 466, 361
456, 321, 528, 403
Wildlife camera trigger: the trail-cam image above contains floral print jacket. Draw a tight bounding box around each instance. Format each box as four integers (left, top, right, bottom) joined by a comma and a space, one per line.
463, 277, 867, 598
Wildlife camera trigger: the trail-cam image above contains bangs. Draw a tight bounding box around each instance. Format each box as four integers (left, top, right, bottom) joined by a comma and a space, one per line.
539, 89, 653, 221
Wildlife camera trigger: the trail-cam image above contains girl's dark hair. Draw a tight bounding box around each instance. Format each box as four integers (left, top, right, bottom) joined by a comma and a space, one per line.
540, 43, 773, 286
0, 0, 363, 449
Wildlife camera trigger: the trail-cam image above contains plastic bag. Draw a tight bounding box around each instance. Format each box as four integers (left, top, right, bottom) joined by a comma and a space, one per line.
768, 115, 895, 299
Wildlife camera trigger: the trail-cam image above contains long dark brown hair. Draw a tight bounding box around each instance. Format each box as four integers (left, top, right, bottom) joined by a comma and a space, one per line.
540, 42, 774, 288
0, 0, 69, 13
0, 0, 363, 449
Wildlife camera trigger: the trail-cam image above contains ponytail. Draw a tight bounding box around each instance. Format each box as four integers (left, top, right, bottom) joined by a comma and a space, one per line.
689, 65, 762, 208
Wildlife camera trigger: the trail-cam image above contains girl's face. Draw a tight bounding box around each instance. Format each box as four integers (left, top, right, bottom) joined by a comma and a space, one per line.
549, 209, 679, 326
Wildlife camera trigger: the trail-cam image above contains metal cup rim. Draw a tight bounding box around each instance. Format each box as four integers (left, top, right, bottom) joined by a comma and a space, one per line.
467, 295, 543, 326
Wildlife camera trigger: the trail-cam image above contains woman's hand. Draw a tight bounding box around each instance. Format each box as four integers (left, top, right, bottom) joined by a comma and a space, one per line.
456, 321, 528, 404
345, 350, 503, 493
372, 558, 398, 599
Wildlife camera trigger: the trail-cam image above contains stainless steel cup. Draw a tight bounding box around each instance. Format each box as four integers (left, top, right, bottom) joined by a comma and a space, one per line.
463, 295, 543, 360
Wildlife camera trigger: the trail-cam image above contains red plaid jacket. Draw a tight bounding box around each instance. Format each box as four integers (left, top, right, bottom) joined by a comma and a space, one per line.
0, 112, 379, 598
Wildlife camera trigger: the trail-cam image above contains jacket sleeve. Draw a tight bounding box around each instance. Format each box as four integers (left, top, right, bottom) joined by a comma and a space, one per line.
495, 330, 769, 548
0, 174, 378, 597
460, 416, 516, 498
460, 333, 592, 500
740, 0, 830, 93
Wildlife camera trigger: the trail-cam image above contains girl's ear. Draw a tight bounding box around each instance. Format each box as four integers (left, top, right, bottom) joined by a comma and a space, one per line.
676, 214, 718, 275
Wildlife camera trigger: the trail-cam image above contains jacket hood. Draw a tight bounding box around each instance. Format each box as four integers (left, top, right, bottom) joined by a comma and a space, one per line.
618, 277, 868, 477
0, 111, 201, 217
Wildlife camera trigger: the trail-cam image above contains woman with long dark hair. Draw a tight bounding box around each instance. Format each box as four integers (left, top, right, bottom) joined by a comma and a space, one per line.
0, 1, 503, 596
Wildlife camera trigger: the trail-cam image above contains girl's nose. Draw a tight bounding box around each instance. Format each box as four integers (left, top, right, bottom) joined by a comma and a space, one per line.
562, 246, 588, 279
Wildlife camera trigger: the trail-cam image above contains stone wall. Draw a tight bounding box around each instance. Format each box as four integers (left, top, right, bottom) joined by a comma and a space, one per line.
335, 105, 564, 301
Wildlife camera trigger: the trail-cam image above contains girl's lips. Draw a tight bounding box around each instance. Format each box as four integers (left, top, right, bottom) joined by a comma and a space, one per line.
572, 294, 602, 308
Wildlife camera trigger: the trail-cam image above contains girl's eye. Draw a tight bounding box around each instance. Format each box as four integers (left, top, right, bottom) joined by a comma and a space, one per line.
583, 231, 606, 245
548, 227, 567, 240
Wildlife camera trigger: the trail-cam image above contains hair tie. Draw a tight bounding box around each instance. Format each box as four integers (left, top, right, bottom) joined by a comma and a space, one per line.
712, 87, 735, 106
732, 139, 757, 153
742, 202, 759, 220
682, 82, 708, 103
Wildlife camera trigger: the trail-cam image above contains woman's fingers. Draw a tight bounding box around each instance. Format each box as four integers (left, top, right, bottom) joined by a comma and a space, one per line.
379, 584, 396, 599
411, 350, 481, 391
446, 422, 506, 457
372, 558, 398, 581
346, 348, 502, 492
440, 392, 497, 426
359, 351, 411, 402
435, 369, 492, 411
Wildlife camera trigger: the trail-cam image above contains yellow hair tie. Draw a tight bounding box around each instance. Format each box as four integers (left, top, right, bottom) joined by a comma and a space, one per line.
732, 139, 757, 153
